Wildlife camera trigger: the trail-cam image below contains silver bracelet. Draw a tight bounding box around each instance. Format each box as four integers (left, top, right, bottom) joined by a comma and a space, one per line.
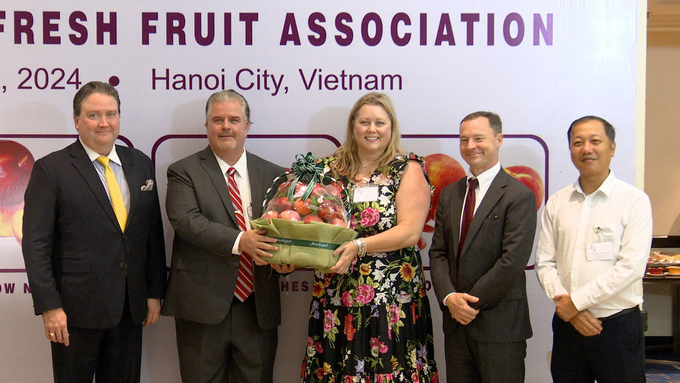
357, 238, 367, 257
352, 239, 361, 254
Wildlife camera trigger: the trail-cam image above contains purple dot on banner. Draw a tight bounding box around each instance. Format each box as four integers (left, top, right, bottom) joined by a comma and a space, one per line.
108, 76, 120, 86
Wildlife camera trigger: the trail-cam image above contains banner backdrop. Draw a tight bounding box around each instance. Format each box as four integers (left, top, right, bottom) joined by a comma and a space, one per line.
0, 1, 641, 382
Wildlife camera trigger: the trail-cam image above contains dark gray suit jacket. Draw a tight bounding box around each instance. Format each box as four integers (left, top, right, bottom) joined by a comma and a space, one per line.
161, 147, 285, 330
429, 168, 536, 343
22, 140, 167, 329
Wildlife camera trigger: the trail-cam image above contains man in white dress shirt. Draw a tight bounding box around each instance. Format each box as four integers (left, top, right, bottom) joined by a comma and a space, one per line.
536, 115, 652, 383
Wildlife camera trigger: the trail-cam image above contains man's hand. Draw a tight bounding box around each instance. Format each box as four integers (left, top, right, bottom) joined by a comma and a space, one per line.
239, 229, 279, 266
143, 298, 161, 327
445, 293, 480, 325
553, 294, 580, 322
569, 311, 603, 337
271, 263, 295, 273
42, 308, 69, 346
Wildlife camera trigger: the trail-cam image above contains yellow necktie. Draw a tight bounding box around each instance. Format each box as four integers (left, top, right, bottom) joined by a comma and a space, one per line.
96, 156, 127, 232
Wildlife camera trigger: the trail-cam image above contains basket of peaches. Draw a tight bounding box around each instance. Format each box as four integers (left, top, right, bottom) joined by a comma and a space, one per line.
250, 153, 357, 271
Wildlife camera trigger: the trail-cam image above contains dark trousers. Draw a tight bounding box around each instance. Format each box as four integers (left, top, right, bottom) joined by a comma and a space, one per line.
50, 299, 142, 383
175, 295, 278, 383
550, 308, 645, 383
444, 325, 527, 383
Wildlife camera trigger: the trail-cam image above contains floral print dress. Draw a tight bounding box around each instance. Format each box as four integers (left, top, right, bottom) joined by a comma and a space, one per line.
301, 154, 439, 383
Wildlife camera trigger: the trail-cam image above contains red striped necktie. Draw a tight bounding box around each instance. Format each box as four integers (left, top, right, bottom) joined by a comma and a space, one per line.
228, 167, 253, 302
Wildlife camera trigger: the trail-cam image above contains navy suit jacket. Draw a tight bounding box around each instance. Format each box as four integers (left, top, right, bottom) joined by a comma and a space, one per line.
22, 140, 167, 329
429, 168, 536, 342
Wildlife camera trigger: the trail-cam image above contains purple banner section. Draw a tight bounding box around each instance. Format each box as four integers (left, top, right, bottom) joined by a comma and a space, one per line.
151, 133, 342, 166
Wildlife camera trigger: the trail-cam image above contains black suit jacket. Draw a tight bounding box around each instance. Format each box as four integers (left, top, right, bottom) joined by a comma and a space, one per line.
429, 168, 536, 343
161, 147, 285, 330
22, 140, 167, 329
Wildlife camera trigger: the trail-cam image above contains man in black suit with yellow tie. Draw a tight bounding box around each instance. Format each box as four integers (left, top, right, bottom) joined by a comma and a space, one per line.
429, 111, 536, 383
22, 81, 167, 382
162, 89, 293, 382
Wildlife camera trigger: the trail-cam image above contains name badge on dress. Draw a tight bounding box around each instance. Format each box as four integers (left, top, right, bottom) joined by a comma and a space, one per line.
587, 242, 614, 261
353, 185, 379, 203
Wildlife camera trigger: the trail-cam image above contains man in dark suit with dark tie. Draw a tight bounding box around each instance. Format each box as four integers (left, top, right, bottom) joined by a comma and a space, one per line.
22, 81, 167, 383
162, 89, 292, 383
429, 111, 537, 383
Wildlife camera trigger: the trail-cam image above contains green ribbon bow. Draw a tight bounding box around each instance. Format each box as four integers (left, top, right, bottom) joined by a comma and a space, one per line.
286, 152, 324, 202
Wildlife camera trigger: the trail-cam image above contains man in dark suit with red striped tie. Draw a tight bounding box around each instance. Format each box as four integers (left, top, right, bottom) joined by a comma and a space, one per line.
162, 89, 291, 383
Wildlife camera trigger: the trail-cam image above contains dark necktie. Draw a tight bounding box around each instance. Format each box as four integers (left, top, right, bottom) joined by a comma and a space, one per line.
457, 177, 478, 289
227, 167, 253, 302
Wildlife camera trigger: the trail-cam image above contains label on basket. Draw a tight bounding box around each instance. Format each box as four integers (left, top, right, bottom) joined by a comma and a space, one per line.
272, 237, 341, 250
353, 185, 379, 203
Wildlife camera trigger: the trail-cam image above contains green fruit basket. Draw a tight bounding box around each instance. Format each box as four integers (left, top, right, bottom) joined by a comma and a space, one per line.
252, 152, 357, 271
249, 218, 357, 272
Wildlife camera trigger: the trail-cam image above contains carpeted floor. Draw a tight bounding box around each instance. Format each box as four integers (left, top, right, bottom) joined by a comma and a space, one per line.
647, 348, 680, 382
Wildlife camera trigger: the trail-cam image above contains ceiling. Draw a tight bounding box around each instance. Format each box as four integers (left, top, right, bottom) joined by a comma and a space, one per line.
649, 0, 680, 30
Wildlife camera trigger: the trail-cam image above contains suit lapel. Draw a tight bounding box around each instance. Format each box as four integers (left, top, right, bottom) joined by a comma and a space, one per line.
461, 169, 508, 255
198, 146, 239, 226
247, 153, 265, 219
119, 148, 140, 226
452, 179, 467, 258
68, 141, 121, 232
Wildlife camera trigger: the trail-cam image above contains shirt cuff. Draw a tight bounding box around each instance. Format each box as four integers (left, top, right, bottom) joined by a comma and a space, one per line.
443, 292, 456, 305
570, 290, 590, 312
232, 232, 243, 255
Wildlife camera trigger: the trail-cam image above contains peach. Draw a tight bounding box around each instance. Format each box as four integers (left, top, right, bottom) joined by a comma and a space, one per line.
293, 198, 312, 216
279, 210, 301, 221
261, 210, 279, 219
303, 214, 323, 224
329, 218, 345, 227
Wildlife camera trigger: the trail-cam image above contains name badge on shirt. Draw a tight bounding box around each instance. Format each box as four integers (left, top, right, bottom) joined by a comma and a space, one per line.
587, 242, 614, 261
353, 185, 379, 203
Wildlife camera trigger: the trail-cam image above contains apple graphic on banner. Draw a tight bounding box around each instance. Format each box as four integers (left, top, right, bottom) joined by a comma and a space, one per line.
279, 210, 301, 221
423, 153, 466, 231
0, 140, 35, 244
12, 209, 24, 244
505, 166, 545, 211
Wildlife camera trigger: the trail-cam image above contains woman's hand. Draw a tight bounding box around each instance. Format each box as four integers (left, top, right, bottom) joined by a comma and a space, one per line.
327, 241, 357, 274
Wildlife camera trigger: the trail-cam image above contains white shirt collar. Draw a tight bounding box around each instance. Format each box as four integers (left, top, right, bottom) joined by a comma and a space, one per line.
213, 148, 248, 178
467, 162, 501, 189
572, 170, 616, 198
79, 137, 122, 166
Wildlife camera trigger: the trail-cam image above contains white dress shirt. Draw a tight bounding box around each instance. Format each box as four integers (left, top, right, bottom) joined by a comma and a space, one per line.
535, 171, 653, 318
80, 138, 131, 213
459, 162, 502, 237
213, 149, 252, 255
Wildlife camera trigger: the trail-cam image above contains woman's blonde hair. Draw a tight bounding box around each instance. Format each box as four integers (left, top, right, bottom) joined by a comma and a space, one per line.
333, 92, 405, 179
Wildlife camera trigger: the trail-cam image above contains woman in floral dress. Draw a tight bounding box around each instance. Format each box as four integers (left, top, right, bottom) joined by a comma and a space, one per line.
301, 92, 438, 383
